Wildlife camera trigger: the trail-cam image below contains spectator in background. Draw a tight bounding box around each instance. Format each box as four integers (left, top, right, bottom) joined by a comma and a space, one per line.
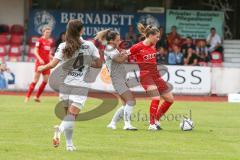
206, 27, 223, 53
156, 47, 168, 65
0, 63, 15, 89
156, 26, 167, 49
181, 36, 196, 55
196, 40, 209, 64
125, 25, 137, 44
167, 25, 182, 51
184, 48, 198, 66
55, 32, 66, 51
0, 63, 7, 89
167, 45, 183, 65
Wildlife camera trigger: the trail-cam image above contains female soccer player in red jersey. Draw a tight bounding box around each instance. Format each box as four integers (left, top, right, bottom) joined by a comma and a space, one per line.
127, 23, 174, 130
25, 26, 52, 102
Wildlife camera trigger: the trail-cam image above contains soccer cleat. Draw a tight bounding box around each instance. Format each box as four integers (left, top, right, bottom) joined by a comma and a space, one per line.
53, 125, 61, 148
66, 145, 76, 151
123, 125, 138, 131
34, 97, 41, 103
155, 120, 162, 130
107, 123, 117, 130
148, 124, 158, 131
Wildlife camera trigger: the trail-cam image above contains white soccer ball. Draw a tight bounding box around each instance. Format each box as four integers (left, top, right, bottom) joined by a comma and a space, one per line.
180, 118, 194, 131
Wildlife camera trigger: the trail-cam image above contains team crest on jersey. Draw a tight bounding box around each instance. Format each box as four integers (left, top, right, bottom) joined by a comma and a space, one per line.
138, 14, 160, 27
81, 45, 90, 49
34, 10, 56, 34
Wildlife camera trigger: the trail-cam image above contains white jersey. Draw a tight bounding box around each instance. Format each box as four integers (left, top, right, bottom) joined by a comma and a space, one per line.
104, 45, 130, 94
54, 39, 100, 87
104, 45, 127, 81
54, 39, 99, 109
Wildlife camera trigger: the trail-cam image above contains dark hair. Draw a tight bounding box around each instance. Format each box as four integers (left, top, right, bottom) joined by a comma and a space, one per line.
210, 27, 216, 31
137, 23, 159, 38
63, 19, 83, 59
55, 32, 66, 52
95, 29, 119, 42
59, 32, 65, 39
171, 25, 177, 29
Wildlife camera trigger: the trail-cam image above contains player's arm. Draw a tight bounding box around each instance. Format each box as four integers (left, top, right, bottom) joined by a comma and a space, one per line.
34, 42, 44, 64
112, 53, 128, 64
38, 58, 60, 72
91, 58, 102, 68
49, 53, 54, 60
90, 42, 103, 68
124, 43, 140, 57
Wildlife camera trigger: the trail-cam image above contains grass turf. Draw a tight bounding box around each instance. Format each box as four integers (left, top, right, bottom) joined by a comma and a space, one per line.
0, 95, 240, 160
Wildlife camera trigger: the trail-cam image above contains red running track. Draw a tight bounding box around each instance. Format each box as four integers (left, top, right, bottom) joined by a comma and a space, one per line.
0, 91, 227, 102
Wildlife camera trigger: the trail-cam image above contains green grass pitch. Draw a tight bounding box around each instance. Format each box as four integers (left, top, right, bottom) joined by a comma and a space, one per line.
0, 95, 240, 160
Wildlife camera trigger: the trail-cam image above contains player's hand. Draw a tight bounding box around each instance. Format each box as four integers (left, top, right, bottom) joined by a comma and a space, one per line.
120, 50, 128, 55
37, 66, 45, 72
39, 59, 45, 65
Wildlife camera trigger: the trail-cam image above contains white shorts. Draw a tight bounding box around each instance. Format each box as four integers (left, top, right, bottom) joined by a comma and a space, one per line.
58, 82, 89, 110
112, 77, 130, 95
59, 93, 87, 110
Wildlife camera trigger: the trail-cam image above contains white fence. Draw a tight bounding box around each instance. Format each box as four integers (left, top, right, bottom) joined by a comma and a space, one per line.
3, 62, 240, 95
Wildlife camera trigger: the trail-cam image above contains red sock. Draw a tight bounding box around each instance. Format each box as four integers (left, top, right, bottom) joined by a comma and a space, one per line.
149, 99, 160, 125
156, 101, 173, 121
26, 82, 36, 98
36, 81, 47, 98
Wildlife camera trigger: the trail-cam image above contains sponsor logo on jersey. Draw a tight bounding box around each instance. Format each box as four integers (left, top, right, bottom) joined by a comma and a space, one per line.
143, 53, 156, 60
81, 45, 90, 49
68, 71, 83, 77
44, 46, 51, 51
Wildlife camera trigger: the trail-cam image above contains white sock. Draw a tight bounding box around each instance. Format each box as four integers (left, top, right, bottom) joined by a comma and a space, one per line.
59, 114, 75, 133
124, 104, 134, 126
64, 129, 73, 147
110, 106, 124, 124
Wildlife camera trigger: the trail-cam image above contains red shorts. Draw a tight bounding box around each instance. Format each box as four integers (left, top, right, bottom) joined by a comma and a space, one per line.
140, 71, 169, 94
35, 62, 50, 75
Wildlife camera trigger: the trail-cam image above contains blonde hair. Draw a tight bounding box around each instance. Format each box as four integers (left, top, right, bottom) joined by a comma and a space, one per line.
42, 26, 51, 33
137, 23, 159, 37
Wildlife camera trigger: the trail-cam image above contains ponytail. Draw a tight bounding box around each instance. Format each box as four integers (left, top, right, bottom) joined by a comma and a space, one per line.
94, 29, 111, 42
137, 23, 159, 38
95, 29, 119, 43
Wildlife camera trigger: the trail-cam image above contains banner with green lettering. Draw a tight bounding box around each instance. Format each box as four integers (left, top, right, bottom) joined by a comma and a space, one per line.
166, 9, 224, 39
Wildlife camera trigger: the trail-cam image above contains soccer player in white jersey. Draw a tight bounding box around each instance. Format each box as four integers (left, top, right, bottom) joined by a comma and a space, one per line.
38, 19, 102, 151
95, 29, 137, 130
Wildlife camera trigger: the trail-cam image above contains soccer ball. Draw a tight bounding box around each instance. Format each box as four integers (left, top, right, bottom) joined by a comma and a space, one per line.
180, 118, 194, 131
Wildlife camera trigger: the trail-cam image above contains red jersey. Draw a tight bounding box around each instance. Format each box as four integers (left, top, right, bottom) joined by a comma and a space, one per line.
35, 37, 51, 63
129, 41, 169, 93
130, 41, 158, 72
